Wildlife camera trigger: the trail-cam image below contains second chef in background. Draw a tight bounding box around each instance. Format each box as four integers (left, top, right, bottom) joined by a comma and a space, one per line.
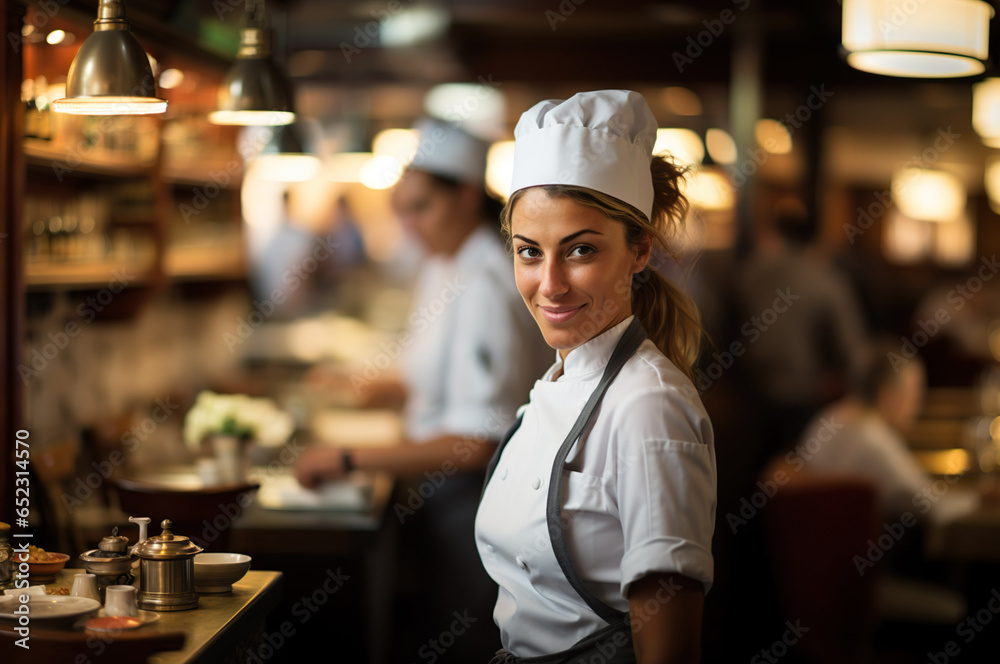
295, 118, 550, 662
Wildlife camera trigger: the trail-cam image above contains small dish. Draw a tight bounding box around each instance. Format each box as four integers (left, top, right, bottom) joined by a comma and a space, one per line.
23, 552, 70, 583
85, 615, 142, 632
193, 553, 252, 593
97, 608, 160, 625
0, 594, 100, 628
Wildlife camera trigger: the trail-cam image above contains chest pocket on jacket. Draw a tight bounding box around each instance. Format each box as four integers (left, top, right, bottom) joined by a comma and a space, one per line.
561, 470, 612, 515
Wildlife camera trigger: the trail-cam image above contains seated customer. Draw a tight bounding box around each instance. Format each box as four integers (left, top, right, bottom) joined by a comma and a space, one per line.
793, 340, 977, 522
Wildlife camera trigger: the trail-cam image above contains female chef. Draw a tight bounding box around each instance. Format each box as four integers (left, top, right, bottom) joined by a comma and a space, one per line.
475, 90, 717, 663
295, 118, 550, 662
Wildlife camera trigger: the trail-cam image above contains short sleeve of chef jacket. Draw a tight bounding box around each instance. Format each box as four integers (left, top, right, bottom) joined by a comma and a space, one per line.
611, 385, 716, 597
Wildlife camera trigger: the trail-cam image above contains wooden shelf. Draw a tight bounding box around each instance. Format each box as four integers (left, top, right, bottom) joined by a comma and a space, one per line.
165, 245, 246, 281
25, 259, 156, 290
24, 139, 155, 179
162, 163, 243, 189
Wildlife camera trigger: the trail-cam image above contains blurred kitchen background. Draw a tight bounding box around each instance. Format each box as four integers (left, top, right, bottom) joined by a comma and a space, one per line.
7, 0, 1000, 662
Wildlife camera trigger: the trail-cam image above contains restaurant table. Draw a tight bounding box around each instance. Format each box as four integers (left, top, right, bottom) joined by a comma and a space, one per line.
110, 455, 397, 663
926, 501, 1000, 562
5, 568, 282, 664
229, 470, 398, 664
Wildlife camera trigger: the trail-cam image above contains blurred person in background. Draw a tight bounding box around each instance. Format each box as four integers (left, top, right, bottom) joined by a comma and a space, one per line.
792, 339, 979, 523
295, 118, 550, 662
734, 197, 870, 459
786, 340, 999, 628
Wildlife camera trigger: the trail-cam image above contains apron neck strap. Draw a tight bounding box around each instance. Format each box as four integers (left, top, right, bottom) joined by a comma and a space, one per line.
546, 316, 647, 623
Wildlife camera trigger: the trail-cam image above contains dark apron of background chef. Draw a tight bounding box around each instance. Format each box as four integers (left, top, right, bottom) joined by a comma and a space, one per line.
481, 317, 647, 663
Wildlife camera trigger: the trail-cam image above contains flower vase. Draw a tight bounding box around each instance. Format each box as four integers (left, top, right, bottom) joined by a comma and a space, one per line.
209, 434, 247, 485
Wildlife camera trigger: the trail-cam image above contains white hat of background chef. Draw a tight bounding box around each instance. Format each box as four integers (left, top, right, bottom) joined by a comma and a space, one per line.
408, 117, 488, 185
510, 90, 656, 220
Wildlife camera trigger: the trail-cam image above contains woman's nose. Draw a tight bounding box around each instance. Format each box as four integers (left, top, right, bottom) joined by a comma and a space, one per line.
539, 259, 569, 299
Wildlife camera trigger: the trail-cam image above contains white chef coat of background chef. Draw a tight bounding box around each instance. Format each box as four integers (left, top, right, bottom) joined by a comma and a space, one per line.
399, 223, 546, 441
475, 316, 717, 657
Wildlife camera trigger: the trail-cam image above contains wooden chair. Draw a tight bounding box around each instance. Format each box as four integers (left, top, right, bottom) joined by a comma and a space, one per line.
760, 464, 881, 664
107, 476, 260, 552
0, 624, 185, 663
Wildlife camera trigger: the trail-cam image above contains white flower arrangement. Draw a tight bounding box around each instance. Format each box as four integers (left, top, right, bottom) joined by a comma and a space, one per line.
183, 391, 295, 451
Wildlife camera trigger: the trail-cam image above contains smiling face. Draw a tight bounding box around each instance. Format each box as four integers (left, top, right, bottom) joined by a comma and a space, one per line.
510, 187, 651, 357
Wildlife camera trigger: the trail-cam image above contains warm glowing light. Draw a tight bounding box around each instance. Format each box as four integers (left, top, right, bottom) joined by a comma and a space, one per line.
326, 153, 373, 183
380, 7, 451, 47
842, 0, 993, 78
207, 110, 295, 127
892, 168, 966, 223
360, 155, 404, 190
683, 169, 735, 211
705, 129, 737, 165
654, 128, 704, 166
933, 214, 975, 266
46, 30, 66, 45
973, 78, 1000, 145
661, 87, 702, 116
51, 96, 168, 115
755, 119, 792, 154
159, 68, 184, 90
424, 83, 505, 129
250, 154, 321, 183
373, 128, 419, 164
883, 210, 932, 263
985, 160, 1000, 214
916, 449, 970, 475
485, 141, 515, 200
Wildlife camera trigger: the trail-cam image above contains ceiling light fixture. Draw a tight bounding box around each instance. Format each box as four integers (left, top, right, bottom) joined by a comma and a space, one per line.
973, 78, 1000, 147
51, 0, 166, 115
250, 122, 321, 182
209, 0, 294, 126
842, 0, 993, 78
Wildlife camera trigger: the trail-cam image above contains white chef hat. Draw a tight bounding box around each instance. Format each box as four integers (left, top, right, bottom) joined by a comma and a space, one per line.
510, 90, 657, 220
408, 117, 488, 185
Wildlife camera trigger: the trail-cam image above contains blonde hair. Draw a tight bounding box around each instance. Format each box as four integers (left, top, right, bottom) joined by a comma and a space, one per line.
500, 155, 704, 380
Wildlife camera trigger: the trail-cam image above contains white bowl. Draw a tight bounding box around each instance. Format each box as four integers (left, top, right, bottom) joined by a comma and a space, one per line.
192, 553, 252, 593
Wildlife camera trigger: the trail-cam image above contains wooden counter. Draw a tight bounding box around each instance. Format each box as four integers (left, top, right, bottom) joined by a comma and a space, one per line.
43, 568, 283, 664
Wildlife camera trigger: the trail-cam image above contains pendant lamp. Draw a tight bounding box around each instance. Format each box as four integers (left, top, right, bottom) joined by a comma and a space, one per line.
209, 0, 294, 127
842, 0, 993, 78
973, 78, 1000, 147
51, 0, 166, 115
250, 123, 320, 182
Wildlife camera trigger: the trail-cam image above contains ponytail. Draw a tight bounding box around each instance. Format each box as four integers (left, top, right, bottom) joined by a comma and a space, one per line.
635, 155, 704, 379
500, 154, 705, 380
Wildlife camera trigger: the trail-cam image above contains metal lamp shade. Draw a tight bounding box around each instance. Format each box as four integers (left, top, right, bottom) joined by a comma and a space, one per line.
52, 3, 166, 115
208, 28, 295, 128
250, 123, 320, 182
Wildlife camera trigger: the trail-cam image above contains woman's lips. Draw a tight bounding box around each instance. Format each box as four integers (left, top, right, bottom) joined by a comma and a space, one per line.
538, 304, 586, 324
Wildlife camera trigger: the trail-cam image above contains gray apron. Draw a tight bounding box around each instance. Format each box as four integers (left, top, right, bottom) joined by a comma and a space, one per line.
482, 317, 647, 663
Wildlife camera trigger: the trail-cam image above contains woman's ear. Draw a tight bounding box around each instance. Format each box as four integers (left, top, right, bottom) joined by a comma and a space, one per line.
633, 233, 653, 273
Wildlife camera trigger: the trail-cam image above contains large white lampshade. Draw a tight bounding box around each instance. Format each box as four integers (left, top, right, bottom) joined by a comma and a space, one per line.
842, 0, 993, 78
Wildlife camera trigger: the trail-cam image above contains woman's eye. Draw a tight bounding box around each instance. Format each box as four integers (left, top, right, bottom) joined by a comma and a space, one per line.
516, 246, 541, 259
569, 245, 595, 257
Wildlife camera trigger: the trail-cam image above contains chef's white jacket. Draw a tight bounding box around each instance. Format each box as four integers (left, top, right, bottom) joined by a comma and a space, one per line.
475, 316, 717, 656
399, 225, 548, 442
